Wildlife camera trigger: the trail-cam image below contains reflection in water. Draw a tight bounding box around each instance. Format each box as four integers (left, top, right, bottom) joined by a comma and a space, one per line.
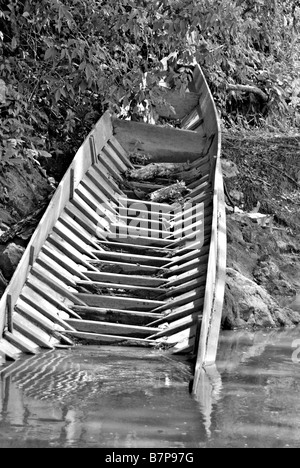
1, 327, 300, 448
0, 347, 204, 448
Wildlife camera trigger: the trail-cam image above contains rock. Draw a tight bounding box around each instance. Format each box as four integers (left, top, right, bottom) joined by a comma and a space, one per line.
0, 243, 25, 279
222, 268, 300, 329
289, 295, 300, 312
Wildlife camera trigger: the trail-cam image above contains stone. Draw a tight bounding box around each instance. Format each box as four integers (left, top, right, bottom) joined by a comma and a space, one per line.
0, 243, 25, 279
222, 268, 300, 329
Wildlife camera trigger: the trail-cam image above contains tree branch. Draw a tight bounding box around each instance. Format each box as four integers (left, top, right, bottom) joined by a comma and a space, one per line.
226, 84, 268, 102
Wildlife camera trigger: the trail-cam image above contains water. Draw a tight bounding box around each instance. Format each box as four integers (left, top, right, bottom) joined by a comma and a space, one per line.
0, 328, 300, 448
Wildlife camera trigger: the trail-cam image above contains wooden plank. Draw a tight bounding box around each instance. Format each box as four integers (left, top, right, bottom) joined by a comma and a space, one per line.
0, 339, 21, 360
165, 250, 209, 269
148, 298, 204, 327
90, 250, 169, 266
100, 145, 128, 176
66, 319, 158, 338
78, 181, 119, 223
112, 117, 206, 163
71, 189, 113, 234
105, 233, 175, 248
15, 299, 66, 334
26, 275, 80, 318
36, 253, 78, 289
30, 264, 86, 306
13, 314, 57, 349
59, 213, 103, 251
80, 179, 117, 217
108, 135, 134, 169
162, 275, 206, 299
96, 240, 173, 257
84, 271, 167, 287
52, 221, 99, 259
76, 280, 168, 296
148, 314, 199, 340
63, 330, 156, 346
47, 233, 100, 273
153, 287, 205, 313
86, 165, 121, 204
20, 285, 77, 329
166, 265, 208, 288
92, 110, 114, 155
41, 244, 91, 281
153, 88, 201, 120
87, 259, 162, 276
75, 293, 165, 311
72, 306, 160, 325
4, 331, 38, 355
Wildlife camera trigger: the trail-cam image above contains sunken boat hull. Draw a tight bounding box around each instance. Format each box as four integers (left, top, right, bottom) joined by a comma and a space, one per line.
0, 65, 226, 389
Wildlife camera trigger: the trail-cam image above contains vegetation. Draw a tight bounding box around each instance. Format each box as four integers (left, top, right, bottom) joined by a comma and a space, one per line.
0, 0, 299, 177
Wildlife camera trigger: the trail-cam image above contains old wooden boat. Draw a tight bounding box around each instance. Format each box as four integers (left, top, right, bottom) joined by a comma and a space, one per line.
0, 65, 226, 392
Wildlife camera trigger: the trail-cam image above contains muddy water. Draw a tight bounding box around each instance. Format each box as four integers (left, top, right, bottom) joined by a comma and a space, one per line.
0, 328, 300, 448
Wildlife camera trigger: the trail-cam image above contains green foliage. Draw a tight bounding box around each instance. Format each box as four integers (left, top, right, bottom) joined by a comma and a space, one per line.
0, 0, 299, 177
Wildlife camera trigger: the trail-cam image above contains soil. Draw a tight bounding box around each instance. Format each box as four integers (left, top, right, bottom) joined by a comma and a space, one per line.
221, 128, 300, 329
0, 127, 299, 330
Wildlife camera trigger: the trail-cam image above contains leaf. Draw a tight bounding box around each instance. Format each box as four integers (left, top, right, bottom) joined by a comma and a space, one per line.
39, 150, 52, 158
11, 36, 18, 50
0, 79, 6, 104
44, 48, 56, 61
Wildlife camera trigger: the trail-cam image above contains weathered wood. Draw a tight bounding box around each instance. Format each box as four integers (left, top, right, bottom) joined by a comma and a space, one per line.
76, 280, 168, 296
148, 314, 199, 340
108, 135, 135, 169
91, 250, 170, 267
83, 271, 167, 287
75, 293, 165, 311
13, 314, 57, 349
66, 319, 158, 338
88, 259, 162, 276
20, 285, 77, 329
4, 331, 38, 355
112, 117, 207, 163
96, 240, 173, 257
0, 339, 21, 360
63, 330, 156, 346
148, 298, 204, 327
72, 306, 160, 325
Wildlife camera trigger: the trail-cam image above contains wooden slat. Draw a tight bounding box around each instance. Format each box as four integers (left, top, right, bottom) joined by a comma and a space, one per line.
30, 264, 86, 306
100, 145, 128, 176
15, 299, 66, 335
59, 212, 102, 250
75, 293, 165, 311
26, 275, 80, 318
36, 253, 78, 289
148, 314, 199, 340
63, 330, 156, 345
20, 285, 77, 329
152, 287, 205, 314
41, 244, 91, 281
76, 280, 168, 296
148, 298, 204, 327
0, 339, 21, 360
75, 181, 120, 226
13, 314, 56, 349
161, 275, 206, 299
53, 221, 99, 259
90, 250, 169, 266
84, 271, 167, 287
105, 233, 175, 248
47, 233, 100, 273
108, 135, 134, 169
112, 117, 206, 163
66, 319, 158, 338
87, 259, 162, 276
72, 306, 160, 325
4, 331, 38, 355
86, 166, 121, 204
96, 240, 173, 257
